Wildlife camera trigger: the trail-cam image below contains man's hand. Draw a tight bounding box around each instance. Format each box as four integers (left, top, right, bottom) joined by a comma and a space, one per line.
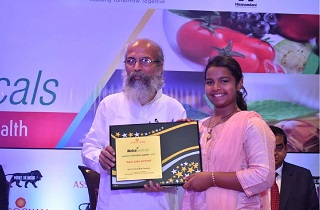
99, 145, 116, 172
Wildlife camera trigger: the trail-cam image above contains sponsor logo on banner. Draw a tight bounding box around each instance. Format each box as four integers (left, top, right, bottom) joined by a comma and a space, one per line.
73, 180, 88, 188
78, 203, 90, 210
75, 181, 90, 209
6, 170, 43, 188
14, 197, 26, 209
9, 197, 49, 210
235, 0, 257, 8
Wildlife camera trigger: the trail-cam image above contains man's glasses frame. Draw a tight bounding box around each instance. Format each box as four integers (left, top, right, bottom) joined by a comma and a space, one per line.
124, 57, 159, 67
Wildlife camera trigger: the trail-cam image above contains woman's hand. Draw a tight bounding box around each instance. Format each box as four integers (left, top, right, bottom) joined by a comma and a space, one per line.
183, 172, 213, 192
99, 145, 116, 173
176, 118, 194, 122
143, 180, 164, 192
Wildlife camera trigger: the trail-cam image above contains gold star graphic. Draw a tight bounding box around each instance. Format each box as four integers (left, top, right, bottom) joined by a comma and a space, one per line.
176, 171, 183, 178
115, 132, 120, 137
194, 163, 199, 169
188, 167, 195, 173
128, 132, 133, 137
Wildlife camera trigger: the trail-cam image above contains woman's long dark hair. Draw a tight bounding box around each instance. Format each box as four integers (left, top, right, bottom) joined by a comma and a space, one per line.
205, 56, 248, 111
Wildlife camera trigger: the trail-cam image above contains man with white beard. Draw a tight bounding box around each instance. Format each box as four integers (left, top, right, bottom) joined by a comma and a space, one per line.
82, 38, 187, 210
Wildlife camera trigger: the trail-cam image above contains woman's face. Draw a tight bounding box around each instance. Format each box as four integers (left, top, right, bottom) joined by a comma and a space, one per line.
205, 66, 242, 109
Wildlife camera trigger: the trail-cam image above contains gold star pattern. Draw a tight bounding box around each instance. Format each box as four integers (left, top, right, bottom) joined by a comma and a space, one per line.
193, 163, 199, 169
188, 167, 195, 174
113, 126, 166, 139
161, 161, 201, 186
176, 171, 183, 178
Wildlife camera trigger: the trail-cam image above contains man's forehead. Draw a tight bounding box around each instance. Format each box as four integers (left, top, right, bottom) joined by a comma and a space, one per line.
131, 40, 152, 48
126, 49, 156, 59
275, 135, 285, 144
127, 41, 156, 54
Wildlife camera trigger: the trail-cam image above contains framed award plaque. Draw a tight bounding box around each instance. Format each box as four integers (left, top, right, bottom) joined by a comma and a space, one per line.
110, 121, 202, 190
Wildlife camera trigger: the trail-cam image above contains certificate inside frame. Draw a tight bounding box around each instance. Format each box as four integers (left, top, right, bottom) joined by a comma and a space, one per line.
115, 136, 163, 181
110, 121, 202, 190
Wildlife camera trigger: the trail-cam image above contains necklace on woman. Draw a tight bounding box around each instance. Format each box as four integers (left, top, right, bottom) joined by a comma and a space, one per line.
206, 111, 237, 140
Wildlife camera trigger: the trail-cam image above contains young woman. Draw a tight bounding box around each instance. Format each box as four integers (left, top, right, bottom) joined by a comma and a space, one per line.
181, 56, 275, 210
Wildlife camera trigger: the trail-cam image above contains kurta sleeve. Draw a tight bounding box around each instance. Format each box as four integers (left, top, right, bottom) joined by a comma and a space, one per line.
236, 117, 275, 197
81, 100, 109, 174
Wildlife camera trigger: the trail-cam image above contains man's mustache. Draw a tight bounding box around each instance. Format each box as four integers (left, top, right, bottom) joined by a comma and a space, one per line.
129, 71, 148, 79
128, 72, 151, 84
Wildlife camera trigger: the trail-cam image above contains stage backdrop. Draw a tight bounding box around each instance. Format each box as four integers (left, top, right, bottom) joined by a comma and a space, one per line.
0, 0, 319, 209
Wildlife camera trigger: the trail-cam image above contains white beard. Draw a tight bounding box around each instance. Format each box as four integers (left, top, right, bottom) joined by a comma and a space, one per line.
122, 70, 164, 105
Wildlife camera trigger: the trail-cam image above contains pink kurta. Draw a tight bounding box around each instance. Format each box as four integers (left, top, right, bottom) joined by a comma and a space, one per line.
181, 111, 275, 210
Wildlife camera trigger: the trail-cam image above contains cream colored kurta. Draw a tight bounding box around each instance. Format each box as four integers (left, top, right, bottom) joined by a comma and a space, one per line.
82, 90, 187, 210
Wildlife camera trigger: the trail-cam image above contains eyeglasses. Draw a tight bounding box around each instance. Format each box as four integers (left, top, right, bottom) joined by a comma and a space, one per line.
275, 144, 285, 152
124, 57, 159, 67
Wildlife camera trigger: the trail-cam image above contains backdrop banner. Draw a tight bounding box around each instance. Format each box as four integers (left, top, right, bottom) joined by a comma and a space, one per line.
0, 1, 319, 209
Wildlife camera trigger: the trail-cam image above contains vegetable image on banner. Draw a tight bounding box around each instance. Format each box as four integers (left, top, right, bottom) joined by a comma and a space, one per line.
163, 10, 319, 74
